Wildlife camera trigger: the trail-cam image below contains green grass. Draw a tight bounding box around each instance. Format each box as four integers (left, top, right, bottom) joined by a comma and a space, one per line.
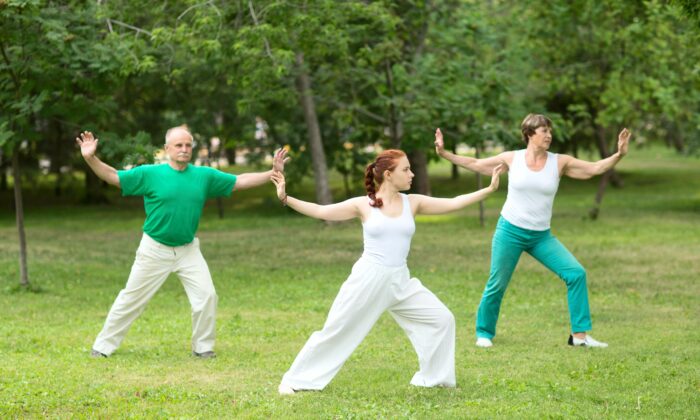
1, 146, 698, 418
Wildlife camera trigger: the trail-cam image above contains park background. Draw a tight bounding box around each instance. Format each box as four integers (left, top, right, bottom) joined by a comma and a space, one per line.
1, 0, 698, 417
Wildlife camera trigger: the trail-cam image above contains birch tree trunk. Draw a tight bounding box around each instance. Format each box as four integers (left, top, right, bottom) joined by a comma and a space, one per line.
11, 147, 29, 287
296, 52, 332, 204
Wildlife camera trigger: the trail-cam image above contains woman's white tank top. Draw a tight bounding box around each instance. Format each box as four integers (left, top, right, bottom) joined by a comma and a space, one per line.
500, 149, 560, 231
362, 193, 416, 267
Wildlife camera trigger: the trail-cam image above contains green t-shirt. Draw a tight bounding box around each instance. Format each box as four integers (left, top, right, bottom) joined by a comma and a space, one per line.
118, 164, 237, 246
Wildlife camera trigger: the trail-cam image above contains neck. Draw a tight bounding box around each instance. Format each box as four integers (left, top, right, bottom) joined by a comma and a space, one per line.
376, 183, 400, 202
169, 161, 189, 171
526, 144, 548, 158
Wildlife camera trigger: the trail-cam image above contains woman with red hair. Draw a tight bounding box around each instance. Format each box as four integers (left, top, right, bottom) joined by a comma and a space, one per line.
272, 149, 503, 394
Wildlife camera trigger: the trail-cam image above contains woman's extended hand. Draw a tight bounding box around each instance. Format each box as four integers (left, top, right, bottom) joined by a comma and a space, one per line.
489, 164, 505, 192
617, 128, 631, 157
270, 171, 287, 201
434, 128, 445, 155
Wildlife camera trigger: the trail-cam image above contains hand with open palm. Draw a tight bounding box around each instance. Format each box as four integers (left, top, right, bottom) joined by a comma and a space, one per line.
75, 131, 99, 160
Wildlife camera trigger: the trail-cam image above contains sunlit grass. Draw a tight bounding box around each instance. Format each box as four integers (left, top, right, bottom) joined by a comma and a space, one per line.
0, 146, 698, 417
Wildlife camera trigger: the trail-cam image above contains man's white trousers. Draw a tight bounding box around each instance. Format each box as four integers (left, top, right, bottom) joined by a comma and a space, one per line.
92, 234, 217, 355
281, 258, 456, 390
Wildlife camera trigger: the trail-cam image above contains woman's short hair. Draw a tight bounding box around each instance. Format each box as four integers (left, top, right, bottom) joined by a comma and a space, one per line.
520, 114, 552, 144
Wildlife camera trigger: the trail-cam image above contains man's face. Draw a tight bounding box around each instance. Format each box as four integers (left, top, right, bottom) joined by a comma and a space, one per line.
165, 130, 193, 164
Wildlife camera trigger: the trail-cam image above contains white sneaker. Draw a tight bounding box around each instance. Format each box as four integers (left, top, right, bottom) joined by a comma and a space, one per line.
278, 383, 296, 395
568, 334, 608, 348
476, 337, 493, 348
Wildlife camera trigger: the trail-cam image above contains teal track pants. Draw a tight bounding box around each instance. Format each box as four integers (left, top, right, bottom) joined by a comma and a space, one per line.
476, 216, 592, 339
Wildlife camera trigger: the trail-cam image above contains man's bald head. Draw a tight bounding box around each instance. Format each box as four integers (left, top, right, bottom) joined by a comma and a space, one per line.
164, 125, 194, 169
165, 125, 193, 145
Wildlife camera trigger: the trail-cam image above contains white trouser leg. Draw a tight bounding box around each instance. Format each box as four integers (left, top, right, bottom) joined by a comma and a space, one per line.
174, 238, 218, 353
281, 259, 395, 390
388, 277, 456, 388
93, 235, 175, 355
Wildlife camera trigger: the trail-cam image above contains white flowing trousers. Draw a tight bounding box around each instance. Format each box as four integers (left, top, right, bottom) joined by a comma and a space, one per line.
92, 234, 217, 355
281, 257, 456, 390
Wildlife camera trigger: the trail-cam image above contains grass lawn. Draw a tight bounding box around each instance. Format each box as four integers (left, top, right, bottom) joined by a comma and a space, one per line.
0, 146, 698, 418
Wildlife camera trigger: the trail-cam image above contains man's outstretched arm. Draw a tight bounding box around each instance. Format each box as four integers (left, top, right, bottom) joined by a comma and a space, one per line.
76, 131, 120, 188
232, 148, 289, 191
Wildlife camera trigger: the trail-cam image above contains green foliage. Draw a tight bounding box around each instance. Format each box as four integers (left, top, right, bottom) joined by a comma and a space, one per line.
97, 131, 157, 167
2, 0, 699, 196
519, 0, 700, 155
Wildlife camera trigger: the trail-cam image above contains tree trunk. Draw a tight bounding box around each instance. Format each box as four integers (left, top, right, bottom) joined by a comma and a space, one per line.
50, 120, 65, 197
385, 60, 402, 149
202, 137, 225, 219
664, 120, 685, 153
295, 52, 332, 205
475, 146, 484, 227
451, 143, 459, 180
0, 153, 7, 191
11, 148, 29, 287
224, 145, 236, 166
83, 170, 109, 204
588, 171, 611, 220
588, 125, 622, 219
408, 149, 431, 195
594, 124, 623, 187
343, 172, 351, 199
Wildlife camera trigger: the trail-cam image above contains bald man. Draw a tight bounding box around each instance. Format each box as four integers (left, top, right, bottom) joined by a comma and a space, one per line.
77, 127, 287, 359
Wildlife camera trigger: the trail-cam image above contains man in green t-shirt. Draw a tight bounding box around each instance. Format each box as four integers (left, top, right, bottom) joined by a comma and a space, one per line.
77, 126, 287, 359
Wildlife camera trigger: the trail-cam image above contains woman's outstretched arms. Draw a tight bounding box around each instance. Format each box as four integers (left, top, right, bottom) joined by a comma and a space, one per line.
560, 128, 631, 180
434, 128, 512, 176
411, 164, 505, 215
271, 172, 363, 221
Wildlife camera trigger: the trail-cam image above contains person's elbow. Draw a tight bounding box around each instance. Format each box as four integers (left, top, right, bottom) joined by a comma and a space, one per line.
474, 164, 492, 177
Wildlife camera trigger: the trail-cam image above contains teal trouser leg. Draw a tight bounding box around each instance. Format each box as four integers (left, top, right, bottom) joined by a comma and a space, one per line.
475, 217, 593, 339
475, 218, 526, 339
528, 234, 592, 333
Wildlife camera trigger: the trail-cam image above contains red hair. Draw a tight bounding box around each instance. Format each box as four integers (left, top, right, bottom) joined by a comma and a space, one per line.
364, 149, 406, 208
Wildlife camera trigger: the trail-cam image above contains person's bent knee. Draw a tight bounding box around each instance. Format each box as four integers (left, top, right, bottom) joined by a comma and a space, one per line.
192, 289, 217, 311
564, 266, 586, 285
438, 309, 456, 331
206, 290, 218, 303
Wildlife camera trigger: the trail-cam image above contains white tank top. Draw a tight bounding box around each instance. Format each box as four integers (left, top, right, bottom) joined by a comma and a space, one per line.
361, 193, 416, 267
501, 149, 560, 231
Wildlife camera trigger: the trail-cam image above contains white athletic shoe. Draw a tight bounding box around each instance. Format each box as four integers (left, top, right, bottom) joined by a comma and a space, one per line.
568, 334, 608, 348
476, 337, 493, 348
278, 383, 296, 395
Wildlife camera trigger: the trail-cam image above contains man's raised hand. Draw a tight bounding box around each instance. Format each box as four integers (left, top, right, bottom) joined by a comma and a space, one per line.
273, 148, 290, 173
76, 131, 98, 159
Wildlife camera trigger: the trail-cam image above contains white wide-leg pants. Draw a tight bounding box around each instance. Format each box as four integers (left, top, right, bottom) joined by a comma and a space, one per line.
281, 258, 456, 390
92, 234, 218, 355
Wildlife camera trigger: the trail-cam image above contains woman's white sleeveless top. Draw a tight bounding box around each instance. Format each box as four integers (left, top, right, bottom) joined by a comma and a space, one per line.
361, 193, 416, 267
500, 149, 560, 231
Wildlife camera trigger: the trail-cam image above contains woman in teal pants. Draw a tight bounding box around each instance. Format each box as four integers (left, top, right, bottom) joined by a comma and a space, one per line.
434, 114, 631, 348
